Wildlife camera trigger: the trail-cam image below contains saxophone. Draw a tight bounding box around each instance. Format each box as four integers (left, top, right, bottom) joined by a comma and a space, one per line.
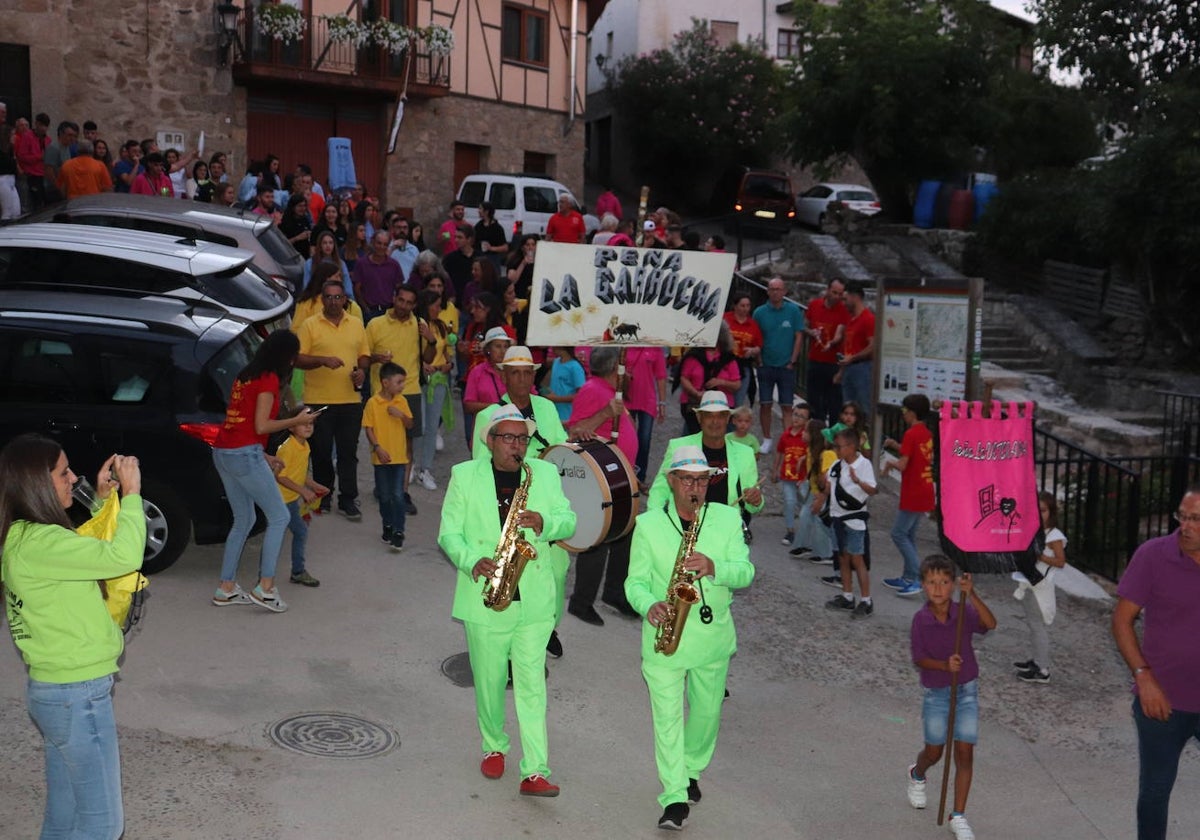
653, 497, 702, 655
482, 459, 538, 611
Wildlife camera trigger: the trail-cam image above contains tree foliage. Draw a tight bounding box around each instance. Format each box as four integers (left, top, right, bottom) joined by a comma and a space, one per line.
606, 20, 785, 205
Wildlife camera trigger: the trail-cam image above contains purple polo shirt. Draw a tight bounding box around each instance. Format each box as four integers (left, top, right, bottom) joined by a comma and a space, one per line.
1118, 532, 1200, 712
911, 600, 988, 689
352, 256, 403, 308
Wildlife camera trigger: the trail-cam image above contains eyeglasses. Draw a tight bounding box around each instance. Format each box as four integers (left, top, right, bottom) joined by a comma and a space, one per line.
1175, 510, 1200, 524
322, 294, 345, 301
490, 433, 531, 445
674, 474, 711, 487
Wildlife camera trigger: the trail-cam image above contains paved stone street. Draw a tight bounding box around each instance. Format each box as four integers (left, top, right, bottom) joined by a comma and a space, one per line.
1, 406, 1197, 839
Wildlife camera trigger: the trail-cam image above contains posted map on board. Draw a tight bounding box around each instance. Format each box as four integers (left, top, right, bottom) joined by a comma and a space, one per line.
879, 291, 969, 406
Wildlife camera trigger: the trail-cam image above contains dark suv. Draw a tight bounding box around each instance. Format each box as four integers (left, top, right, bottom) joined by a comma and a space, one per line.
0, 289, 261, 573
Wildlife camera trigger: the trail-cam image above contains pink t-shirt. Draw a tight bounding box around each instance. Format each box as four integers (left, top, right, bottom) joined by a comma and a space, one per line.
623, 347, 667, 414
437, 219, 460, 256
568, 377, 637, 464
678, 352, 739, 406
464, 363, 505, 405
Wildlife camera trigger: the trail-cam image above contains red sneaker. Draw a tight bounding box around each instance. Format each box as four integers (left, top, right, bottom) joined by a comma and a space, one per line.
519, 774, 560, 797
480, 751, 505, 779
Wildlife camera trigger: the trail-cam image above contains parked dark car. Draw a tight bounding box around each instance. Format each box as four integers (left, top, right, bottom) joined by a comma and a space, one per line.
710, 165, 796, 235
0, 288, 262, 573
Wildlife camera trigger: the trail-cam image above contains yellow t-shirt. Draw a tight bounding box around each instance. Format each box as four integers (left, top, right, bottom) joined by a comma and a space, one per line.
297, 312, 370, 405
276, 434, 310, 504
362, 393, 411, 465
365, 312, 423, 396
438, 301, 460, 337
292, 297, 364, 332
809, 449, 838, 494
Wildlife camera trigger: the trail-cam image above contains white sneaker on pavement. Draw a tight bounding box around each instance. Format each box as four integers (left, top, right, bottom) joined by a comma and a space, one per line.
419, 469, 437, 491
435, 432, 445, 451
759, 438, 773, 455
948, 814, 975, 840
906, 764, 926, 809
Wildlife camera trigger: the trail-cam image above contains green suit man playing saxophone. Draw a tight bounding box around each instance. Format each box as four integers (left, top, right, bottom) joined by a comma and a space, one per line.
626, 444, 756, 830
438, 403, 576, 797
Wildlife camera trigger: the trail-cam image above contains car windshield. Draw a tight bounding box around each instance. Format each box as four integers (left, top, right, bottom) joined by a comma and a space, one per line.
257, 225, 303, 267
743, 175, 791, 200
838, 190, 876, 202
190, 264, 290, 311
201, 328, 260, 413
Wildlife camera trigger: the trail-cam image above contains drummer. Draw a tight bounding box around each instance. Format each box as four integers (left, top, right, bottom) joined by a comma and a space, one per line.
472, 346, 567, 461
648, 390, 764, 524
565, 347, 640, 626
473, 345, 570, 657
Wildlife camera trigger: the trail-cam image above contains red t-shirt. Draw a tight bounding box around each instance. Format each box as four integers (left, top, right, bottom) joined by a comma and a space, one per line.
843, 307, 876, 358
899, 422, 935, 512
215, 372, 279, 449
806, 297, 850, 364
723, 313, 763, 360
545, 210, 586, 244
777, 427, 809, 481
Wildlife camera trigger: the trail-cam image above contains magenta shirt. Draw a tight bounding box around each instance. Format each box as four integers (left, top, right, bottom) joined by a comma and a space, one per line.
623, 347, 667, 414
679, 352, 739, 406
1118, 533, 1200, 712
910, 601, 989, 689
464, 363, 505, 405
567, 377, 637, 464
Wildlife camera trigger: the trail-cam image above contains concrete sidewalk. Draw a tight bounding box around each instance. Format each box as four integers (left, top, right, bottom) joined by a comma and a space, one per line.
1, 424, 1196, 839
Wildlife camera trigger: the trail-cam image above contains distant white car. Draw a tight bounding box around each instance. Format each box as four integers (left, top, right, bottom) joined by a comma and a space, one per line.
795, 183, 881, 228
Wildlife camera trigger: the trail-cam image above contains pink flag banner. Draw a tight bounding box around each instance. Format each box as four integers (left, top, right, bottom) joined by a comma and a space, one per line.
937, 400, 1044, 583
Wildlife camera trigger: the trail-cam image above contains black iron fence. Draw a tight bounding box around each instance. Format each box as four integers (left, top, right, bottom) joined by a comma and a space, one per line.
1160, 390, 1200, 457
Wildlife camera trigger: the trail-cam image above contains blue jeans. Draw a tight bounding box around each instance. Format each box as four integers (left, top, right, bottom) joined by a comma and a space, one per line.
417, 381, 448, 471
213, 444, 289, 583
891, 509, 924, 582
1133, 699, 1200, 840
285, 499, 308, 575
794, 490, 833, 557
374, 463, 408, 535
841, 361, 873, 421
630, 409, 655, 483
780, 480, 804, 533
922, 679, 979, 745
27, 675, 123, 840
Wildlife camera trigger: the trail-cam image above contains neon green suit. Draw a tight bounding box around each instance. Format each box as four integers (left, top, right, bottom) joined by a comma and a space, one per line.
647, 434, 764, 515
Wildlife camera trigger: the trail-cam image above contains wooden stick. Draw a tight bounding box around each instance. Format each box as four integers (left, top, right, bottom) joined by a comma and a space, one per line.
936, 590, 968, 825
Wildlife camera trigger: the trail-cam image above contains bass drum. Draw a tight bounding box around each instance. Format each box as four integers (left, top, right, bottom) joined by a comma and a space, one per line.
540, 441, 639, 552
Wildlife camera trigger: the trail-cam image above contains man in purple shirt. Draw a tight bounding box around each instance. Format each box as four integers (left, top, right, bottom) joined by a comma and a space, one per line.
1113, 485, 1200, 840
352, 231, 404, 322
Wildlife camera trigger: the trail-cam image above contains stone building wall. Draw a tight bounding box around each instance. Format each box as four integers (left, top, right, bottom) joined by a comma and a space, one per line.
385, 95, 585, 233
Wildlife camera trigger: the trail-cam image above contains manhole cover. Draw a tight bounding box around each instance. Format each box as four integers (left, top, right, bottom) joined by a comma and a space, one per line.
267, 713, 399, 759
440, 652, 546, 688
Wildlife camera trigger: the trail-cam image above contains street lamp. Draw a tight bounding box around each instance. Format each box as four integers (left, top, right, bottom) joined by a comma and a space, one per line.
594, 53, 606, 72
215, 1, 242, 66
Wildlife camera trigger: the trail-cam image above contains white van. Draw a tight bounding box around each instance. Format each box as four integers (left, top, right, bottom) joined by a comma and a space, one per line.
456, 173, 598, 242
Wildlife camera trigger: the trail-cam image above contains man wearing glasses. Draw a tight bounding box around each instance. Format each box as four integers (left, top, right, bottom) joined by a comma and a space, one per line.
438, 404, 576, 797
1112, 486, 1200, 840
295, 278, 371, 518
625, 444, 755, 830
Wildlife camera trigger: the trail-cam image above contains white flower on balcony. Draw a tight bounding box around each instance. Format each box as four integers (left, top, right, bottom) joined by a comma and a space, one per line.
423, 24, 455, 57
256, 3, 307, 43
322, 14, 370, 48
369, 19, 414, 55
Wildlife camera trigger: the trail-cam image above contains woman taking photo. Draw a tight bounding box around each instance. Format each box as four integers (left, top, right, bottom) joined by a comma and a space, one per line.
1, 435, 144, 839
506, 234, 538, 299
211, 331, 318, 612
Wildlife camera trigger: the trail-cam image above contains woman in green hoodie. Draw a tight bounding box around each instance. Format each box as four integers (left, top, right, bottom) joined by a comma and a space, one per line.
0, 434, 144, 840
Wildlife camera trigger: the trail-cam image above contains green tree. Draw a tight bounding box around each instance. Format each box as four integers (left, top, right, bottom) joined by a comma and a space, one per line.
606, 20, 785, 205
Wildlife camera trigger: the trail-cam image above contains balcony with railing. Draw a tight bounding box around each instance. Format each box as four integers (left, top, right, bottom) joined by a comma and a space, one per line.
232, 9, 451, 98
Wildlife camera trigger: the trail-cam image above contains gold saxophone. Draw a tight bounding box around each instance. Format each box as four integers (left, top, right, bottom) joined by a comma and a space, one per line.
482, 459, 538, 611
654, 497, 702, 655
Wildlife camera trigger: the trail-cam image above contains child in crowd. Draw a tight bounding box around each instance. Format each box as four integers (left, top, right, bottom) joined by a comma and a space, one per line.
792, 419, 836, 563
907, 555, 997, 840
362, 362, 413, 551
774, 403, 810, 546
824, 427, 877, 618
274, 412, 328, 586
819, 400, 873, 587
545, 346, 585, 423
727, 403, 760, 456
1012, 492, 1067, 684
881, 394, 935, 597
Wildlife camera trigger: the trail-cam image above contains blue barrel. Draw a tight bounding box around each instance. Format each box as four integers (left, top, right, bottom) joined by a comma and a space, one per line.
913, 180, 940, 228
972, 182, 998, 221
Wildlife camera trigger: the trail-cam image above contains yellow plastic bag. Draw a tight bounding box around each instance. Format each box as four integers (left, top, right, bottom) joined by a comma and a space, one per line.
76, 489, 148, 630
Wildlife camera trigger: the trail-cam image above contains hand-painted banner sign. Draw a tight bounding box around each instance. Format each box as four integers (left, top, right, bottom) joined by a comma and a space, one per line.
526, 243, 735, 347
937, 400, 1044, 583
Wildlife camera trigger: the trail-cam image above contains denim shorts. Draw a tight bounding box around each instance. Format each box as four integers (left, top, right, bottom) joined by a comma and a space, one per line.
832, 519, 866, 555
756, 365, 795, 406
922, 679, 979, 745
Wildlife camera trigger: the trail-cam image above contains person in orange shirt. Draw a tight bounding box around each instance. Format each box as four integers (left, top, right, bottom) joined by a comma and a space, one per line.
56, 139, 112, 198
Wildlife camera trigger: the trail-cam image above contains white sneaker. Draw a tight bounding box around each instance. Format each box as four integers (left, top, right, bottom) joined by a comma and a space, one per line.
435, 432, 445, 451
759, 438, 773, 455
948, 814, 975, 840
419, 469, 437, 491
906, 764, 926, 809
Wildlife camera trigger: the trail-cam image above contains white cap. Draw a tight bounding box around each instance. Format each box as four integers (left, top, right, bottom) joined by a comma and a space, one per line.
483, 326, 512, 347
